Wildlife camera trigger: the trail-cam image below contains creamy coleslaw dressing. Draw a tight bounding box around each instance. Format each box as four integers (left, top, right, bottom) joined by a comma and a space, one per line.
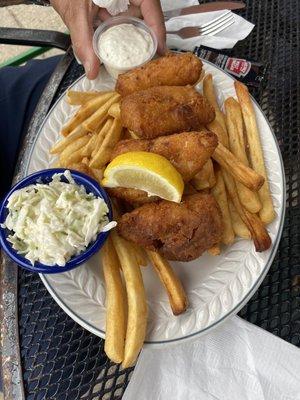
98, 23, 154, 69
2, 171, 115, 266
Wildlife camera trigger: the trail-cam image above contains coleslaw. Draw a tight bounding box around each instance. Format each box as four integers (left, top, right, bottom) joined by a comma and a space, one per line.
2, 170, 115, 266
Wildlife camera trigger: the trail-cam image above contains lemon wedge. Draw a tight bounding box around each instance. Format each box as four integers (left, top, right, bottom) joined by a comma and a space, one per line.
102, 151, 184, 203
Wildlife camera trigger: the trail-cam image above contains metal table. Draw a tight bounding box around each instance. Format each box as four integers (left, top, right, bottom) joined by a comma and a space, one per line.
1, 1, 300, 398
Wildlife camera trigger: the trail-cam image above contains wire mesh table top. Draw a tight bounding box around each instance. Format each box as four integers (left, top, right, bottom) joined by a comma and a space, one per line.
4, 0, 300, 398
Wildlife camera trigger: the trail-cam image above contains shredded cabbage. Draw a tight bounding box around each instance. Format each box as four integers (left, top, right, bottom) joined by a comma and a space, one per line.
2, 170, 116, 266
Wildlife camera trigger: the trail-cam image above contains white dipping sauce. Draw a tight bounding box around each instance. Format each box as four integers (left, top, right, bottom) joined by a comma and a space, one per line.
98, 23, 154, 69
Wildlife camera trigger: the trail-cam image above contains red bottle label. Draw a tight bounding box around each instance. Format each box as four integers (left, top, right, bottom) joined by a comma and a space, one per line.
225, 58, 251, 78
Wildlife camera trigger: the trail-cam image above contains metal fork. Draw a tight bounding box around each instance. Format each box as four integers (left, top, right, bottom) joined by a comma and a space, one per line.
166, 11, 235, 39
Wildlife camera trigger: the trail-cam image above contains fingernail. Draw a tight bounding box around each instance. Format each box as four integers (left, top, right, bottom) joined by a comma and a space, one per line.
73, 49, 82, 65
158, 43, 168, 56
84, 61, 92, 77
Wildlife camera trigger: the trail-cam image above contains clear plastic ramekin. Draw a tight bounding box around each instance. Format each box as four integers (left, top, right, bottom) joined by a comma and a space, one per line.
93, 16, 157, 79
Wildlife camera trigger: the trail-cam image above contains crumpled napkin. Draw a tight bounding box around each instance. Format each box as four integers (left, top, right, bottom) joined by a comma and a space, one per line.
165, 8, 254, 50
92, 0, 129, 15
123, 316, 300, 400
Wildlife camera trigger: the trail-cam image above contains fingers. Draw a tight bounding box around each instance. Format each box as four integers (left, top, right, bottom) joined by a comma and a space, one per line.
58, 0, 100, 79
98, 5, 142, 20
97, 7, 111, 21
134, 0, 167, 54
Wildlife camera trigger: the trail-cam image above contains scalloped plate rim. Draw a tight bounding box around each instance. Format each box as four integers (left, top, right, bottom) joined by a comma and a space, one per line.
25, 60, 285, 347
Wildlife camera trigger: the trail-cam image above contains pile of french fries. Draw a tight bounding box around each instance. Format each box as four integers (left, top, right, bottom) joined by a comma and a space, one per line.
198, 74, 275, 254
50, 90, 122, 181
49, 74, 275, 367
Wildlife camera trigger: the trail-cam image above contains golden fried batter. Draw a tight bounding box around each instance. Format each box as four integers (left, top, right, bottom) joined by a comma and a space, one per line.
121, 86, 215, 139
107, 187, 159, 205
111, 131, 218, 182
118, 193, 223, 262
116, 52, 203, 96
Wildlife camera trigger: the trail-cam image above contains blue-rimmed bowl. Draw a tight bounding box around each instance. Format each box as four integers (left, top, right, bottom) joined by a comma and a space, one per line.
0, 168, 113, 274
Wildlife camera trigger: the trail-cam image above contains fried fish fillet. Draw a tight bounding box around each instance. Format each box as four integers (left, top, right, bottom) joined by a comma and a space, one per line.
121, 86, 215, 139
116, 52, 203, 96
118, 193, 223, 262
107, 187, 159, 205
111, 131, 218, 182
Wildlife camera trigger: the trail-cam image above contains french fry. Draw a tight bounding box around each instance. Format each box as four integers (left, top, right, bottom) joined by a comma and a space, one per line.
199, 69, 205, 83
101, 237, 127, 363
211, 169, 235, 245
208, 245, 221, 256
203, 74, 227, 134
61, 92, 114, 136
235, 81, 275, 224
192, 159, 215, 190
191, 175, 209, 190
206, 119, 228, 148
223, 170, 271, 252
193, 69, 205, 87
66, 162, 94, 177
81, 157, 90, 165
51, 160, 61, 168
224, 97, 262, 213
62, 151, 86, 167
50, 124, 88, 154
228, 199, 251, 239
66, 90, 113, 106
213, 143, 264, 191
108, 102, 121, 119
83, 93, 120, 133
89, 118, 123, 169
80, 133, 98, 158
91, 118, 113, 158
111, 231, 147, 368
129, 130, 139, 139
131, 243, 148, 267
147, 250, 188, 316
59, 135, 91, 165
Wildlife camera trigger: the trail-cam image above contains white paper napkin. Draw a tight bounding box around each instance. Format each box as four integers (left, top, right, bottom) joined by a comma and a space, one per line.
124, 316, 300, 400
165, 9, 254, 50
93, 0, 253, 50
161, 0, 199, 12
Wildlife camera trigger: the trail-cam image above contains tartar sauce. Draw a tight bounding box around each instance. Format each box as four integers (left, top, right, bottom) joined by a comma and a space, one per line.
2, 171, 116, 266
98, 23, 154, 69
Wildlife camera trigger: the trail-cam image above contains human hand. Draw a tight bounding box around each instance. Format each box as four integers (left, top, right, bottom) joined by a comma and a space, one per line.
97, 0, 166, 55
50, 0, 166, 80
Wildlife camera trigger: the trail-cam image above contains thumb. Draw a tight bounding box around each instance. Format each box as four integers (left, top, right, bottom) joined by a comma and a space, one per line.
138, 0, 166, 54
65, 2, 100, 79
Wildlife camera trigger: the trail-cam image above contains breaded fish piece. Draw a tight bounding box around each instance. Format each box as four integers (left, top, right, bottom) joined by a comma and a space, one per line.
121, 86, 215, 139
107, 187, 159, 205
116, 52, 203, 96
111, 131, 218, 182
118, 193, 223, 262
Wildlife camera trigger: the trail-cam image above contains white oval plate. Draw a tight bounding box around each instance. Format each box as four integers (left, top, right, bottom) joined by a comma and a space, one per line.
26, 61, 285, 346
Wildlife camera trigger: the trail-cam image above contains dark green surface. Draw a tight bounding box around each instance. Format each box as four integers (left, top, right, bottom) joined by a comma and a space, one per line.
0, 47, 51, 68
